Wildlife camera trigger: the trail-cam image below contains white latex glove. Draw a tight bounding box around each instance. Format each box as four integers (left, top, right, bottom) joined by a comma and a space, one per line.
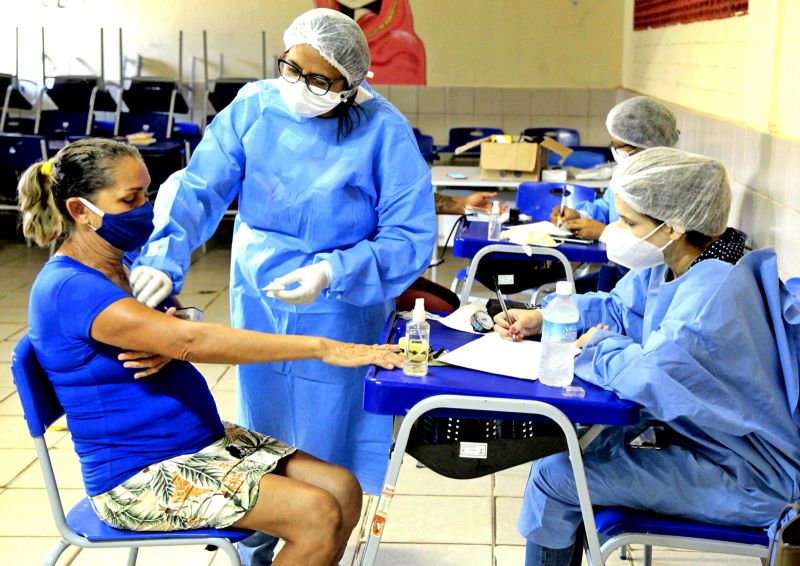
130, 266, 174, 308
266, 261, 332, 305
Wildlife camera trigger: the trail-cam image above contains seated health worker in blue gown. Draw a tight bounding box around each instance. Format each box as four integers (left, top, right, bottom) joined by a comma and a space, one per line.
496, 148, 800, 566
551, 96, 681, 292
18, 139, 406, 566
126, 10, 435, 563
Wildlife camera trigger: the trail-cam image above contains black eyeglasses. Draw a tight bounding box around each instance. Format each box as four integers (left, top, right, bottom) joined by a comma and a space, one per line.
278, 58, 346, 96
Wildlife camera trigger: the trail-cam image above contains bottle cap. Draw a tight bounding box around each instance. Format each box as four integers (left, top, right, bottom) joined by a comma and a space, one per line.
555, 281, 574, 296
412, 297, 426, 323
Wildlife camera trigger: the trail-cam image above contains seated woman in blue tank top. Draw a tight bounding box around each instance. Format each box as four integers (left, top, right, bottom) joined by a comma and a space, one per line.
18, 138, 403, 566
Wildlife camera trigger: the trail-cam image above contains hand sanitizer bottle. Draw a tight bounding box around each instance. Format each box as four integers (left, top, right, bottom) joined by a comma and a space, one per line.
403, 298, 430, 377
488, 200, 502, 241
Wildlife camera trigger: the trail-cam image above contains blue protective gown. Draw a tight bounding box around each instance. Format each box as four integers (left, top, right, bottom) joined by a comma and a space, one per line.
135, 79, 436, 494
520, 248, 800, 548
574, 186, 618, 224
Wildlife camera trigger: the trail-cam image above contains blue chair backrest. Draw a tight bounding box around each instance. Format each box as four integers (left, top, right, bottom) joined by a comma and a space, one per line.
117, 112, 171, 139
37, 110, 90, 137
516, 182, 597, 221
11, 336, 64, 437
522, 127, 580, 148
448, 127, 504, 151
562, 150, 610, 169
414, 131, 437, 162
787, 278, 800, 300
0, 133, 46, 170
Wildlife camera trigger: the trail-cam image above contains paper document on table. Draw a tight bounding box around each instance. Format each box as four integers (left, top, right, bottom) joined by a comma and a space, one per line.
439, 302, 485, 334
530, 221, 573, 237
440, 332, 542, 380
501, 221, 571, 248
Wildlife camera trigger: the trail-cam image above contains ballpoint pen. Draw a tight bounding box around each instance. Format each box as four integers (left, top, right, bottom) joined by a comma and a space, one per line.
494, 277, 521, 340
556, 186, 567, 227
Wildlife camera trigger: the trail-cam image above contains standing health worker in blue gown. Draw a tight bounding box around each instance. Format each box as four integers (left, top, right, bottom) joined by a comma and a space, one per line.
495, 148, 800, 566
129, 8, 435, 562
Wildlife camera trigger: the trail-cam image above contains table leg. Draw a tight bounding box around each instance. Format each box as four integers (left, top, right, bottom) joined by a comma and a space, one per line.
359, 394, 604, 566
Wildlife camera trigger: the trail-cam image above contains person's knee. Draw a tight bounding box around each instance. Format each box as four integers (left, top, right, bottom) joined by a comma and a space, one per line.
530, 453, 576, 501
305, 489, 344, 543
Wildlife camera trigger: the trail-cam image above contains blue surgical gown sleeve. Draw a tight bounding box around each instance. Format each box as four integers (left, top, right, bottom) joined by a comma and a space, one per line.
134, 92, 258, 292
574, 187, 615, 224
573, 257, 791, 437
315, 124, 436, 306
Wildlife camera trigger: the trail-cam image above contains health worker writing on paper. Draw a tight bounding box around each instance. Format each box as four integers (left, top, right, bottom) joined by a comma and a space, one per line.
128, 8, 436, 565
496, 148, 800, 566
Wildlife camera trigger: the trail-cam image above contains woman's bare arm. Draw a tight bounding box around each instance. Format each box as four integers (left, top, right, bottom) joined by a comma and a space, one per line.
91, 297, 400, 368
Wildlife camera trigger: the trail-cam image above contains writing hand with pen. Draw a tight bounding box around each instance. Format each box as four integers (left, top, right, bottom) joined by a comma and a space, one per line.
492, 309, 543, 342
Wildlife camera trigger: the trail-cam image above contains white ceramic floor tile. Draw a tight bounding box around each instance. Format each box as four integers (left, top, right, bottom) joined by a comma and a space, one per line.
0, 341, 15, 362
70, 542, 218, 565
0, 536, 77, 566
355, 543, 492, 566
11, 447, 84, 490
213, 388, 237, 423
0, 415, 67, 448
0, 488, 85, 536
194, 363, 230, 387
0, 363, 14, 388
213, 368, 237, 391
394, 456, 493, 496
495, 497, 526, 546
0, 449, 37, 487
495, 544, 527, 566
380, 495, 492, 544
644, 547, 761, 565
0, 392, 23, 415
0, 323, 25, 341
494, 463, 531, 497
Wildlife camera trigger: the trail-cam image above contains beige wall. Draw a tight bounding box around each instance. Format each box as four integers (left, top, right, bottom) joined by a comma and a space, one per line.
622, 0, 799, 140
0, 0, 624, 88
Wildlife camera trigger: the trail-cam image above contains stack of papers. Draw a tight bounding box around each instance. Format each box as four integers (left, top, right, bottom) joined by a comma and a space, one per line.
500, 221, 572, 248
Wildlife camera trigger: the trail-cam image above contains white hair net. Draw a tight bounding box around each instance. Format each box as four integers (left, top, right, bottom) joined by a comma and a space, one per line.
611, 147, 731, 236
283, 8, 371, 91
606, 96, 680, 149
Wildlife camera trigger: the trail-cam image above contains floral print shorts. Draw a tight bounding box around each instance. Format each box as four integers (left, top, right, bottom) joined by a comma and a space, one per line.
89, 422, 296, 531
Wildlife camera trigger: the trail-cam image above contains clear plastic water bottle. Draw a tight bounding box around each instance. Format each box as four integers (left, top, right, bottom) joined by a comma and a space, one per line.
487, 200, 501, 241
539, 281, 579, 387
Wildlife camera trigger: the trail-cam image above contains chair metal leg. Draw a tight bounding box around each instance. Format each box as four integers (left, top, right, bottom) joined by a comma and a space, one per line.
643, 544, 652, 566
126, 546, 139, 566
618, 544, 631, 560
217, 539, 243, 565
43, 539, 70, 566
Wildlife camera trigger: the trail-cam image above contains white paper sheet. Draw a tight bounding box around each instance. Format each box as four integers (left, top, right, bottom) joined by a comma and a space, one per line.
439, 302, 485, 334
440, 332, 542, 380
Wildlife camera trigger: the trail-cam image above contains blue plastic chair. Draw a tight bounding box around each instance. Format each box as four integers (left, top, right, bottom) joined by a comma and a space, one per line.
516, 182, 598, 221
11, 336, 254, 566
412, 128, 439, 163
595, 507, 769, 565
436, 126, 504, 155
521, 127, 580, 148
0, 133, 47, 203
562, 146, 613, 169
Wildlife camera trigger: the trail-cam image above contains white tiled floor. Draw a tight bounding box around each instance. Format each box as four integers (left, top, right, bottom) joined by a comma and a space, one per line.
0, 239, 761, 565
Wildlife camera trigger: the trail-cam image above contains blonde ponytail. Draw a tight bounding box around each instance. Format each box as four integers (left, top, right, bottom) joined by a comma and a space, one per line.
17, 161, 65, 247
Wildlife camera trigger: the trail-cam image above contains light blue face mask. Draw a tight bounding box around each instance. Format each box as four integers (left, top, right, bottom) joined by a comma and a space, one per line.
79, 197, 155, 252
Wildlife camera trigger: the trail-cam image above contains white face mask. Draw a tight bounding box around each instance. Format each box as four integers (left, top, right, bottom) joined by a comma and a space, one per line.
601, 222, 672, 270
277, 79, 347, 118
610, 146, 630, 164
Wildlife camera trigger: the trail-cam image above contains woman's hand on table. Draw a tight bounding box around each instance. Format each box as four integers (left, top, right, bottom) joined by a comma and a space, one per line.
493, 308, 543, 342
320, 341, 404, 370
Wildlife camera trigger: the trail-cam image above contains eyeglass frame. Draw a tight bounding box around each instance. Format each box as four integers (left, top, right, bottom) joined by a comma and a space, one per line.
277, 56, 347, 96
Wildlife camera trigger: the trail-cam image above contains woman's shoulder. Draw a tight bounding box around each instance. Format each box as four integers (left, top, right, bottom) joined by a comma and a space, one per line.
31, 256, 122, 306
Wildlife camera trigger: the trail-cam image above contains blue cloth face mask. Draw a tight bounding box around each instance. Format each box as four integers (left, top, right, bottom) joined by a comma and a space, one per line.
79, 197, 155, 251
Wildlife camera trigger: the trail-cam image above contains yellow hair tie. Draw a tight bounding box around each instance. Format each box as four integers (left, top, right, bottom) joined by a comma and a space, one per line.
40, 159, 54, 178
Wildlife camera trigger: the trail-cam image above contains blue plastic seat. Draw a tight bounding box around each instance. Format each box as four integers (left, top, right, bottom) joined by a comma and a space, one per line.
516, 182, 598, 221
11, 336, 253, 566
562, 145, 613, 169
412, 128, 439, 162
0, 133, 47, 203
436, 126, 504, 155
595, 507, 769, 565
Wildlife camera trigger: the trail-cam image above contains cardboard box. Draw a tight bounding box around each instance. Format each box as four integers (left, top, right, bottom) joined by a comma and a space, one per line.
454, 135, 573, 181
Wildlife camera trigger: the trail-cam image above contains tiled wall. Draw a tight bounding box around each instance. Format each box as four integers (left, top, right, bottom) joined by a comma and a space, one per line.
617, 91, 800, 279
372, 86, 619, 148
